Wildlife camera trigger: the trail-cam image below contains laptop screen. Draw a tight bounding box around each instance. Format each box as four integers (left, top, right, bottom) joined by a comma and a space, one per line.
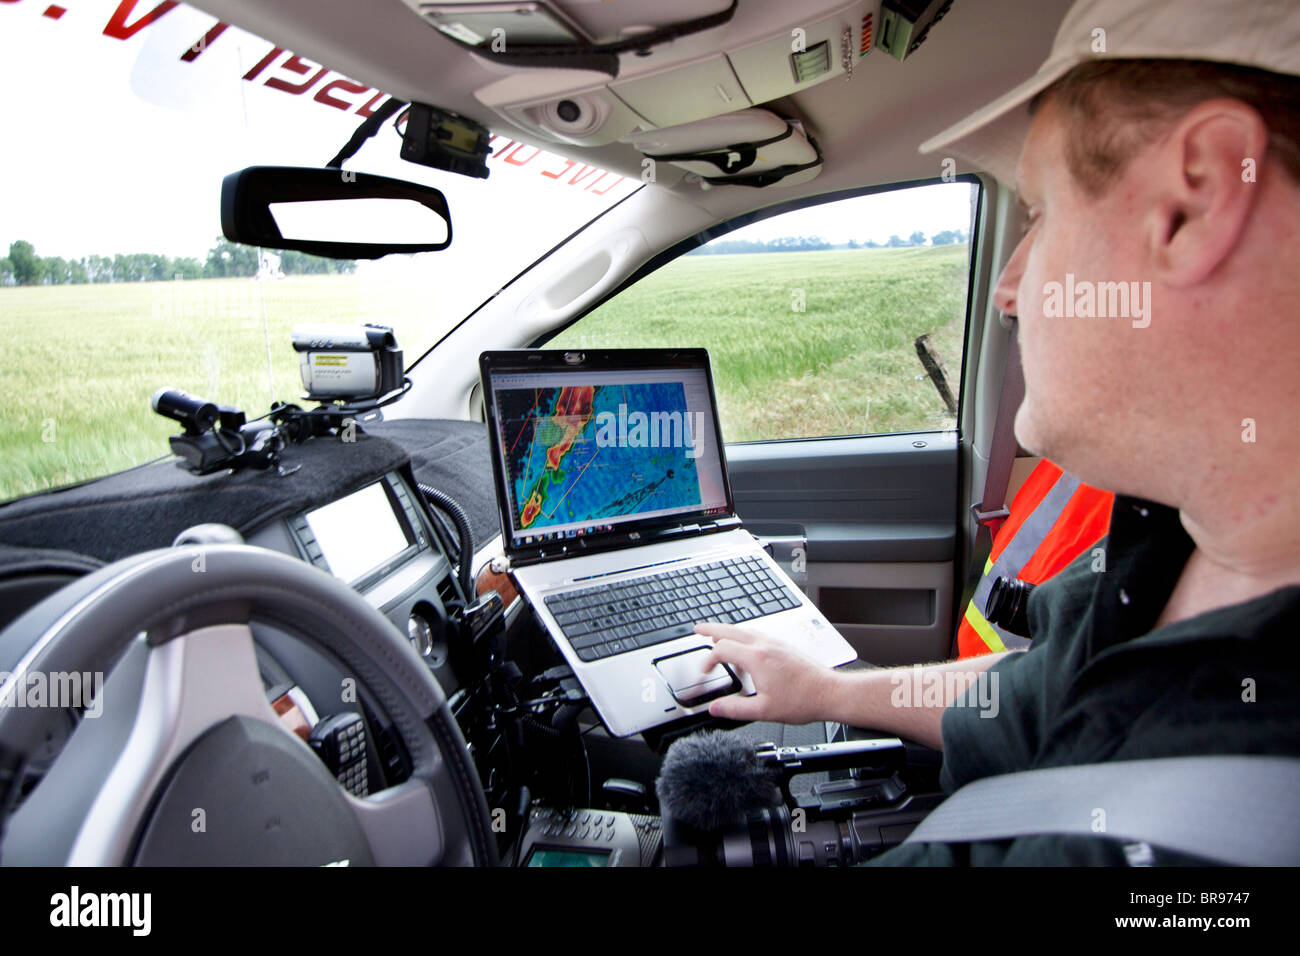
481, 351, 732, 553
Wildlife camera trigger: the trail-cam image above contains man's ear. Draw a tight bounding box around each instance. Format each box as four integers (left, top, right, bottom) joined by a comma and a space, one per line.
1146, 98, 1269, 287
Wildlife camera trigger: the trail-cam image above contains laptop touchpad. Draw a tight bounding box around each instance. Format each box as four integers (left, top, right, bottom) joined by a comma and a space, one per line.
654, 647, 739, 706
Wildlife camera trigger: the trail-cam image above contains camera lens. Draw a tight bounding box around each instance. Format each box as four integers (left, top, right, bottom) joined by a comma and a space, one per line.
152, 387, 218, 434
986, 576, 1035, 637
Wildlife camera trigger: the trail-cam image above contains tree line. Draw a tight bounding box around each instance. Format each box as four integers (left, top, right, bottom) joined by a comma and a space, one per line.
0, 239, 356, 286
688, 229, 969, 255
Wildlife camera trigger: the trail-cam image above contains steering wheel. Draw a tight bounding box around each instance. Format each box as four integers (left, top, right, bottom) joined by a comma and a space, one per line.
0, 544, 498, 866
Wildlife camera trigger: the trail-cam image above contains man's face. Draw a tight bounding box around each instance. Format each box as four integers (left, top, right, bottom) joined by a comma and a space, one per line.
992, 98, 1161, 490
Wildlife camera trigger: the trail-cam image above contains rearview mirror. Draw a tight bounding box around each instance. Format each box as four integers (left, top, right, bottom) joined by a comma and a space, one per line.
220, 166, 452, 260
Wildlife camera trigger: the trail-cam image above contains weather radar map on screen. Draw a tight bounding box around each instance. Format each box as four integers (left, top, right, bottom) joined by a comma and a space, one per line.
498, 382, 705, 535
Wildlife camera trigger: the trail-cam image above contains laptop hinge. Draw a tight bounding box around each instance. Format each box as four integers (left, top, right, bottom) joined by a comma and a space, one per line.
507, 515, 743, 567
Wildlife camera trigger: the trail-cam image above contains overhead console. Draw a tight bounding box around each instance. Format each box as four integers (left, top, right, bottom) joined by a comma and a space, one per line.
401, 0, 956, 163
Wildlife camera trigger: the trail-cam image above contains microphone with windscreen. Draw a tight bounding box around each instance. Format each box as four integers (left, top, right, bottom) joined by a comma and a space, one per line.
655, 730, 909, 866
656, 730, 791, 867
655, 730, 781, 831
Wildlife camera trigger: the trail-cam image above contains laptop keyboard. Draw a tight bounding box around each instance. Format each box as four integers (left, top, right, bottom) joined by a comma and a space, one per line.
543, 554, 803, 662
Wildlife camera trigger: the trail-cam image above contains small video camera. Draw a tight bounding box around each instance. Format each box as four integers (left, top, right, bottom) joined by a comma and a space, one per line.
290, 324, 404, 404
399, 104, 491, 180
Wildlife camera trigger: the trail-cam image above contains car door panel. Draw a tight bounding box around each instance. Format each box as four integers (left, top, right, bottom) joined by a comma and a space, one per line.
727, 431, 957, 665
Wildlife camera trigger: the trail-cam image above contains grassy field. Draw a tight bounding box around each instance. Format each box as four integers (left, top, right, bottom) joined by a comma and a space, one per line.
0, 273, 454, 502
553, 245, 968, 442
1, 245, 967, 502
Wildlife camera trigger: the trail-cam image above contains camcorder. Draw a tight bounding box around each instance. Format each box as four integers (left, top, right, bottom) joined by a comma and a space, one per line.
291, 323, 404, 403
656, 732, 941, 866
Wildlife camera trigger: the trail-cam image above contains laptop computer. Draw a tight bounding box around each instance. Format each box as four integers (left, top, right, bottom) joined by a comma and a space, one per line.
480, 348, 857, 737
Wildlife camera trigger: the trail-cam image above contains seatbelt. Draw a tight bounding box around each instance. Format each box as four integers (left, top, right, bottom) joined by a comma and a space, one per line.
954, 326, 1024, 655
904, 755, 1300, 866
973, 326, 1024, 539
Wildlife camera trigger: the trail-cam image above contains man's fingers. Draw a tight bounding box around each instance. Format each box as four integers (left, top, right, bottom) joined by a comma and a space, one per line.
708, 691, 765, 722
698, 637, 757, 675
694, 621, 762, 644
695, 622, 762, 671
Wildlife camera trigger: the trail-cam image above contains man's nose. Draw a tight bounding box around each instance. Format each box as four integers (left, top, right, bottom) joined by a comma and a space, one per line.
992, 238, 1027, 317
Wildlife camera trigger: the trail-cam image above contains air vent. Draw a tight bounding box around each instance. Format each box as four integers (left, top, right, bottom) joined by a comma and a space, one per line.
436, 574, 460, 609
370, 721, 412, 786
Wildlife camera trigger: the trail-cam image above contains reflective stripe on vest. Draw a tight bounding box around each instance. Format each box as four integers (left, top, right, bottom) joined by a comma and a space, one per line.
963, 471, 1083, 653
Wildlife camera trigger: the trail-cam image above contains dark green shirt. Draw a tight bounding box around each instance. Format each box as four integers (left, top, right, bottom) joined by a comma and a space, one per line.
870, 494, 1300, 865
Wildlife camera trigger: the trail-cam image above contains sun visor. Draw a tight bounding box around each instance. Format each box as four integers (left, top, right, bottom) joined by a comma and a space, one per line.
628, 109, 823, 189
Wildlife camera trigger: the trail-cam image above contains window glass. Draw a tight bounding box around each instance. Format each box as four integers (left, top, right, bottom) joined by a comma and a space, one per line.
0, 1, 637, 501
550, 181, 976, 442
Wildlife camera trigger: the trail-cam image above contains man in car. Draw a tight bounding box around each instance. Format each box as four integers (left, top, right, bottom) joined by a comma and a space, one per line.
697, 0, 1300, 864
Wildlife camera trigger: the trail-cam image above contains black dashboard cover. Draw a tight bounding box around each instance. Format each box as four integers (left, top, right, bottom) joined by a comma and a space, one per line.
0, 543, 103, 580
0, 433, 411, 563
366, 418, 499, 548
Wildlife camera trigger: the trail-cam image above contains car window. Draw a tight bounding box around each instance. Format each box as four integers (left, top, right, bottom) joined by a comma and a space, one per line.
550, 181, 977, 442
0, 1, 638, 502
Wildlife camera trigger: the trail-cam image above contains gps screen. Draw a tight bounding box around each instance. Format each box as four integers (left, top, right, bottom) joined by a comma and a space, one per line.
305, 482, 412, 583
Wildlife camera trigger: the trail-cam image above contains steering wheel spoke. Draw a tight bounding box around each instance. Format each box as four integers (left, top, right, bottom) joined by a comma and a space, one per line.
345, 779, 444, 866
69, 623, 283, 866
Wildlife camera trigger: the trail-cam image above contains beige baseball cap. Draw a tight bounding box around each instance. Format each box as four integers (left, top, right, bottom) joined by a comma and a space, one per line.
919, 0, 1300, 187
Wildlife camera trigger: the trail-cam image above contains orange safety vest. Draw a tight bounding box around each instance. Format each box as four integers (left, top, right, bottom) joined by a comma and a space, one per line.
957, 460, 1114, 658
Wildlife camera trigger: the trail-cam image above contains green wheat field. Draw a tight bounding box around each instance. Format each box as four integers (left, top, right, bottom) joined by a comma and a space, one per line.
1, 245, 967, 502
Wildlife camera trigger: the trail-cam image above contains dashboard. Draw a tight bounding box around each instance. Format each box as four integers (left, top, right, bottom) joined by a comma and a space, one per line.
0, 427, 484, 813
250, 470, 460, 680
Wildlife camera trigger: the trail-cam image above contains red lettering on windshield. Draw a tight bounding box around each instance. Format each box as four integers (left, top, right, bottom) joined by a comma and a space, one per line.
243, 46, 283, 81
315, 78, 371, 111
179, 21, 228, 62
502, 144, 541, 166
355, 92, 388, 117
103, 0, 178, 40
589, 175, 626, 195
264, 54, 329, 95
541, 159, 576, 179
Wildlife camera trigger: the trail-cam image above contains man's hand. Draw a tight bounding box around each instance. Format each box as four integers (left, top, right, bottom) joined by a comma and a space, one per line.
695, 622, 837, 725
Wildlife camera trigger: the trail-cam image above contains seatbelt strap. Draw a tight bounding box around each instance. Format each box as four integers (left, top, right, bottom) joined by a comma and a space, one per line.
973, 328, 1024, 539
954, 326, 1024, 655
904, 755, 1300, 866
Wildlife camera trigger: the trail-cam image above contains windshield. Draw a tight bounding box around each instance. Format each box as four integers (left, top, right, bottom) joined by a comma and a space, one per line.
0, 0, 640, 502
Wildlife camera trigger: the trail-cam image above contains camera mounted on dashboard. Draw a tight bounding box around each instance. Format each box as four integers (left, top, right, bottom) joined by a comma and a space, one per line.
151, 323, 411, 476
290, 323, 405, 404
